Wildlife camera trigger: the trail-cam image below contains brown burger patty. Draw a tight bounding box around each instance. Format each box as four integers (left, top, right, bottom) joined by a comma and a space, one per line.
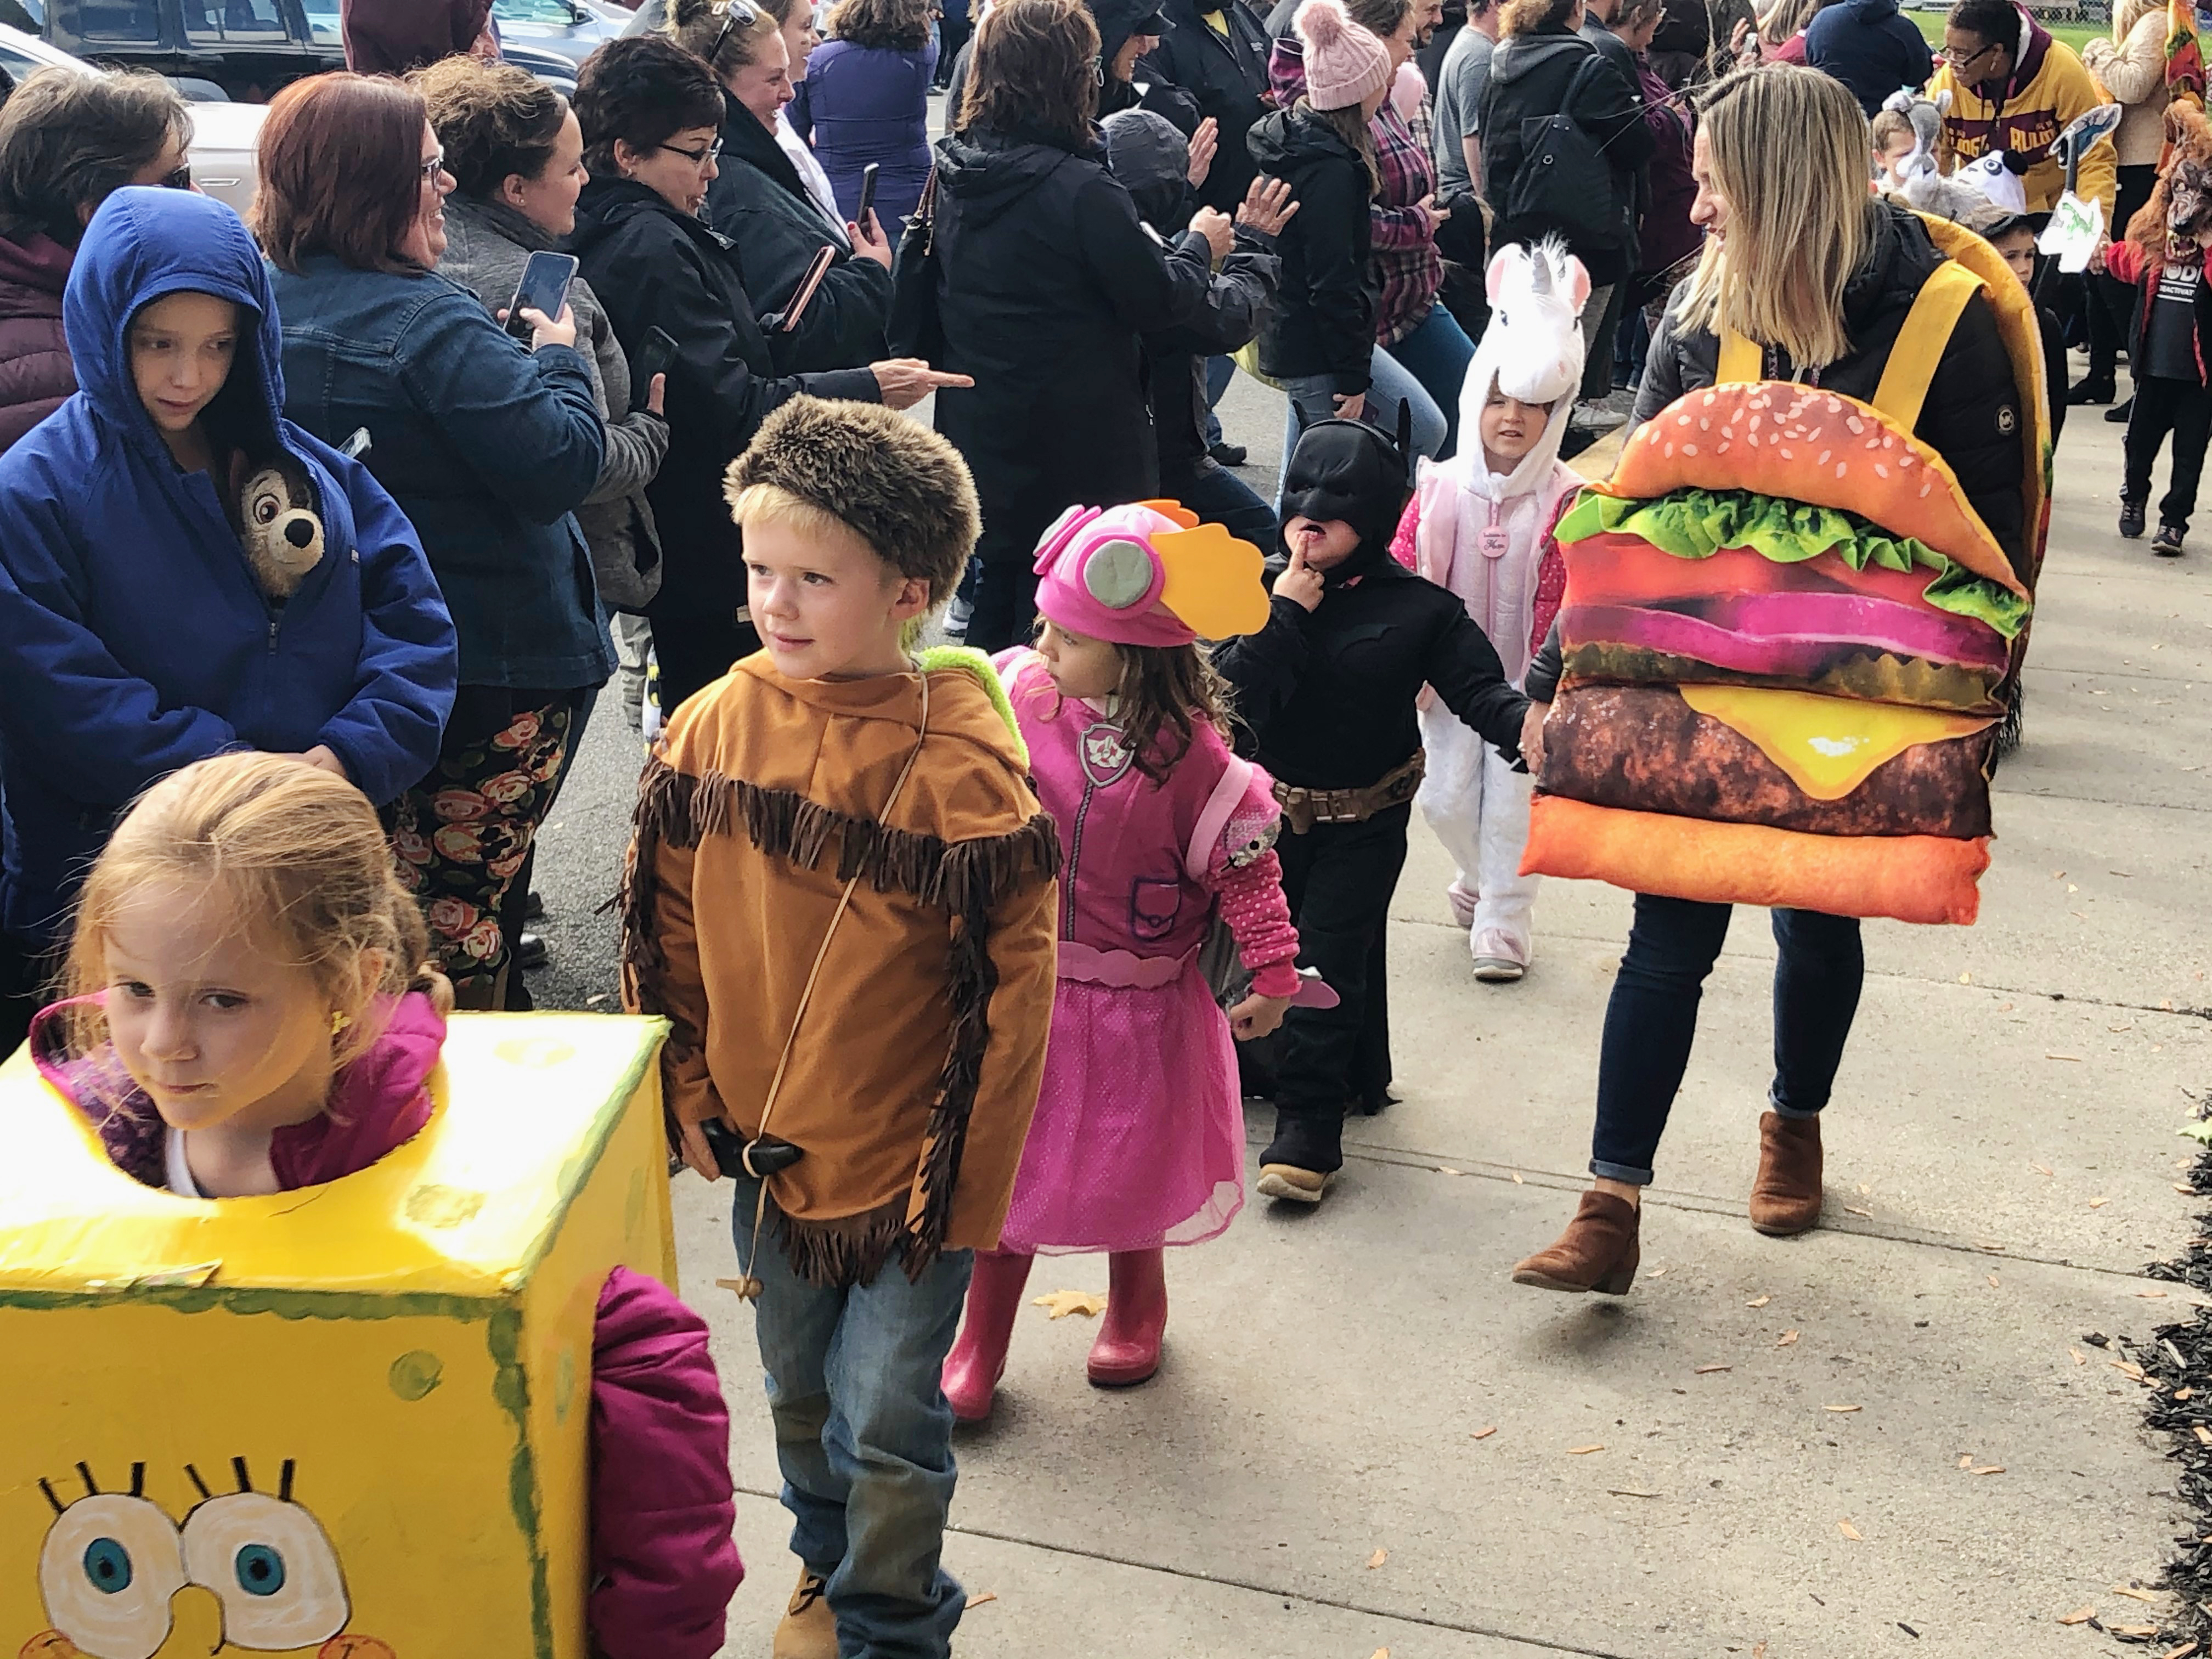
1561, 641, 2005, 715
1541, 685, 1993, 839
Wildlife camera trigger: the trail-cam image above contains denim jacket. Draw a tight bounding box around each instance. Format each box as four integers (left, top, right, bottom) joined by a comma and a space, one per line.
269, 253, 614, 691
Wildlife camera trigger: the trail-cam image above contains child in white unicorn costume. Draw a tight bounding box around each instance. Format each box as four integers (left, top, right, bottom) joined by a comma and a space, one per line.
1390, 240, 1590, 980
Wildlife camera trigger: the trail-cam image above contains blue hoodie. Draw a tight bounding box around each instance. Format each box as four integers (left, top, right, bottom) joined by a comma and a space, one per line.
0, 188, 458, 943
1804, 0, 1937, 119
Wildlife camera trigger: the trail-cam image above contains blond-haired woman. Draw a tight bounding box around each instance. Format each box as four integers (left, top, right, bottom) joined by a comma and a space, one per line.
2079, 0, 2171, 408
1510, 66, 2027, 1296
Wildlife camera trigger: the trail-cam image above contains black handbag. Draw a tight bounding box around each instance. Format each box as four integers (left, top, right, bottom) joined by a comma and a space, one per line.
885, 166, 944, 359
1503, 53, 1622, 256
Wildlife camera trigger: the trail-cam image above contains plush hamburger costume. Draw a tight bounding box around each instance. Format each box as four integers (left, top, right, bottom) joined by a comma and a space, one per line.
1520, 212, 2051, 926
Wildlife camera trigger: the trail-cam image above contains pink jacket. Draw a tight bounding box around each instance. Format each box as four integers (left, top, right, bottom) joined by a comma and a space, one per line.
32, 992, 742, 1658
998, 648, 1300, 996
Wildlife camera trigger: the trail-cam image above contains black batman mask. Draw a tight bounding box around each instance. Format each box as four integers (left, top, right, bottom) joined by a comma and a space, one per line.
1278, 407, 1417, 586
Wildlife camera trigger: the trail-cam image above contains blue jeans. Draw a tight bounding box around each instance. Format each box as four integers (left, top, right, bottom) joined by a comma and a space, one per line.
735, 1180, 975, 1659
1277, 348, 1446, 504
1588, 896, 1864, 1185
1178, 459, 1278, 548
1384, 303, 1477, 459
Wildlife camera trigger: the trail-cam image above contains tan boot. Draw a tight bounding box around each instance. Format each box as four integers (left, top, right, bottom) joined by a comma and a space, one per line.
1748, 1110, 1823, 1237
772, 1568, 836, 1659
1510, 1189, 1640, 1294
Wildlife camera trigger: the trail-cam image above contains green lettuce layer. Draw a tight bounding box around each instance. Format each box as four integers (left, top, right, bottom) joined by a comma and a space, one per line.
1553, 487, 2031, 640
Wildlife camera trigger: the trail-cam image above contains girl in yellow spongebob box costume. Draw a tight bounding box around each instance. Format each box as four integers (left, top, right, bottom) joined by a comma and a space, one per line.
3, 753, 740, 1659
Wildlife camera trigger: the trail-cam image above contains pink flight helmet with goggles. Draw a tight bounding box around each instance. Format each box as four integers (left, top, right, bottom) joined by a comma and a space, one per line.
1030, 499, 1273, 645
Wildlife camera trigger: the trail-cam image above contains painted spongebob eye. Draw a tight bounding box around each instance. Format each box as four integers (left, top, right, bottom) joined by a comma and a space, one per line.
181, 1491, 348, 1650
37, 1493, 186, 1659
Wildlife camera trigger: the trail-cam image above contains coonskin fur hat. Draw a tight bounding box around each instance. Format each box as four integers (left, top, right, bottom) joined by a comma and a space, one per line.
725, 397, 981, 605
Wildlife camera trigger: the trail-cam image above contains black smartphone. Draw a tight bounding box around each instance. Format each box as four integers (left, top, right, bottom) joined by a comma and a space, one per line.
633, 325, 678, 404
504, 249, 579, 340
856, 161, 880, 223
698, 1119, 805, 1179
778, 244, 838, 334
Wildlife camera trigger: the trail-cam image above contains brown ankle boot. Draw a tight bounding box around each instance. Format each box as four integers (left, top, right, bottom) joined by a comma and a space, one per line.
1511, 1189, 1641, 1294
1749, 1110, 1823, 1236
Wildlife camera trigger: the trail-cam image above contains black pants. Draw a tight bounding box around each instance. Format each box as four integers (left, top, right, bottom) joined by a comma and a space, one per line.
0, 927, 54, 1059
963, 561, 1041, 656
2088, 163, 2159, 380
1272, 803, 1409, 1128
1589, 895, 1863, 1184
2124, 374, 2212, 528
649, 595, 759, 716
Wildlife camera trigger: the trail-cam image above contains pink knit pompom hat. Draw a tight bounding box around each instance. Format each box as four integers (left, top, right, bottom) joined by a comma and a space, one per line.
1294, 0, 1391, 113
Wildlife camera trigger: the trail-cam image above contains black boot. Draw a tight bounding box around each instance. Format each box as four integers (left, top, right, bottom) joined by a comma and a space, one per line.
2069, 373, 2116, 405
2107, 396, 2135, 424
1257, 1111, 1343, 1204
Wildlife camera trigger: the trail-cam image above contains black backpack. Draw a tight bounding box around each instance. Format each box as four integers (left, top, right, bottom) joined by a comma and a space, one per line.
1503, 52, 1623, 253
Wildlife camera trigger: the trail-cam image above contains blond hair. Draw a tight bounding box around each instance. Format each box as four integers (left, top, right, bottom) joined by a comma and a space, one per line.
61, 753, 442, 1069
667, 0, 782, 77
1671, 66, 1872, 371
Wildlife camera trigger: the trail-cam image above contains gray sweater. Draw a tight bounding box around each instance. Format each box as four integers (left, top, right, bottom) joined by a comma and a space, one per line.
438, 194, 669, 610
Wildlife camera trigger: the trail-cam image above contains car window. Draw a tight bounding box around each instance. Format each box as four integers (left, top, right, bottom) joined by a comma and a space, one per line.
493, 0, 577, 22
0, 0, 45, 31
69, 0, 161, 41
0, 37, 38, 73
301, 0, 333, 38
183, 0, 287, 41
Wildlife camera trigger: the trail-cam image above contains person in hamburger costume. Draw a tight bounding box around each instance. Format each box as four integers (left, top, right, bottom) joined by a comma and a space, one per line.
1509, 66, 2049, 1295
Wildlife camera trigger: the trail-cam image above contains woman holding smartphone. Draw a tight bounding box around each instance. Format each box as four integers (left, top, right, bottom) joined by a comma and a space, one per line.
257, 71, 610, 1012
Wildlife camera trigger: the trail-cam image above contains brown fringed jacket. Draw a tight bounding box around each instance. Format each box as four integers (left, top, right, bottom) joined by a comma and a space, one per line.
621, 648, 1061, 1286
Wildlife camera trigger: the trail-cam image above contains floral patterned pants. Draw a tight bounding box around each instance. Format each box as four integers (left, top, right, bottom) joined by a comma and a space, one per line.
390, 685, 583, 1003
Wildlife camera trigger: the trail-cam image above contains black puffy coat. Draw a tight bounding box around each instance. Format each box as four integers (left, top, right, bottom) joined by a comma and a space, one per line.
927, 125, 1215, 568
568, 177, 878, 641
1527, 200, 2028, 698
1479, 24, 1652, 285
702, 92, 891, 375
1138, 0, 1276, 212
1247, 104, 1374, 394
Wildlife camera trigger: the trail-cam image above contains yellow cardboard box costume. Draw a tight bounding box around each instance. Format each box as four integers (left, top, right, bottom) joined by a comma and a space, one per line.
0, 1013, 670, 1659
1523, 215, 2051, 925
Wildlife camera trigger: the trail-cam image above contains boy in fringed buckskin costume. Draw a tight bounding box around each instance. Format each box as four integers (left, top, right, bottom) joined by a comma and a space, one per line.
619, 397, 1059, 1659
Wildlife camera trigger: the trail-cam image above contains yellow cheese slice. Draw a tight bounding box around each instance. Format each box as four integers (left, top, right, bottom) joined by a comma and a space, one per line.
1678, 685, 1995, 800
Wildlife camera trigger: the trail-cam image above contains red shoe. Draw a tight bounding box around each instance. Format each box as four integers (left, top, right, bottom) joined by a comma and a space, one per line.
1087, 1248, 1167, 1387
941, 1249, 1032, 1423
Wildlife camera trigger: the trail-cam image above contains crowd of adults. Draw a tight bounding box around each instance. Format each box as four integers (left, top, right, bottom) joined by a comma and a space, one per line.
0, 0, 2140, 1051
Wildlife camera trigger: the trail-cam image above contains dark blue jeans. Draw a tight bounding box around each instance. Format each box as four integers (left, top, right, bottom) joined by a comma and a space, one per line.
1176, 461, 1278, 549
735, 1180, 975, 1658
1590, 895, 1864, 1185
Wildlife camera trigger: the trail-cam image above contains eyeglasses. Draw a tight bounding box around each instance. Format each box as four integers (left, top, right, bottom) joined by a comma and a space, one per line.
1940, 40, 1995, 67
708, 0, 760, 62
659, 137, 725, 167
162, 164, 193, 191
420, 151, 448, 185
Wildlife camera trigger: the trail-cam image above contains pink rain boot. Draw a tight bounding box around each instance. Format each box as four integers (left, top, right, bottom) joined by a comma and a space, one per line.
1087, 1248, 1167, 1387
941, 1248, 1033, 1423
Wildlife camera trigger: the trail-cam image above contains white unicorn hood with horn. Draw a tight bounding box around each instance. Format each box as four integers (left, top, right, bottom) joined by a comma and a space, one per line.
1453, 237, 1592, 504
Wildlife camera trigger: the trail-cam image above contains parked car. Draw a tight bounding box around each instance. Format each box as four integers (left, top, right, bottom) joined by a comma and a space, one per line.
0, 21, 267, 214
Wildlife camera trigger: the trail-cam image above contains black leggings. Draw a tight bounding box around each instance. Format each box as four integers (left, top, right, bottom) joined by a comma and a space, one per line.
1271, 804, 1409, 1124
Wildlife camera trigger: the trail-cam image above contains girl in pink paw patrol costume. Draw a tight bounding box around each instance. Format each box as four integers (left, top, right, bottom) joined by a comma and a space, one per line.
941, 501, 1316, 1420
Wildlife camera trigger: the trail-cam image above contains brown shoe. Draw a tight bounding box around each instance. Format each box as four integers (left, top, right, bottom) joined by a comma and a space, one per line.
1749, 1110, 1824, 1237
772, 1568, 837, 1659
1510, 1189, 1641, 1294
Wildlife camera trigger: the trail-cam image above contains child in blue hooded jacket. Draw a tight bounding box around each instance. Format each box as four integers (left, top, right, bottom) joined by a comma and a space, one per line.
0, 187, 457, 1051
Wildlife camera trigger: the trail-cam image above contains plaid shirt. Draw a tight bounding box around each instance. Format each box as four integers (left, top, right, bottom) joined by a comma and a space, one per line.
1267, 39, 1442, 347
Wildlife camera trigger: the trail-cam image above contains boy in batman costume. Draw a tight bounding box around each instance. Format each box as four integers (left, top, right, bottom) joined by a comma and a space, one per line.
1216, 413, 1531, 1204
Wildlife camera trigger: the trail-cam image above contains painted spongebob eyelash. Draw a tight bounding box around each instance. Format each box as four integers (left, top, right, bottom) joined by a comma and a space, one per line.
182, 1455, 296, 1504
37, 1459, 149, 1514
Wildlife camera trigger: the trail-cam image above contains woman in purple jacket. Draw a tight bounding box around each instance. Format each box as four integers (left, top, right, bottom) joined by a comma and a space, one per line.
791, 0, 939, 229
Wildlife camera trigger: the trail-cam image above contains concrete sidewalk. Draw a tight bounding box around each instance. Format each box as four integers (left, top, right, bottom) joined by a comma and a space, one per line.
526, 363, 2212, 1656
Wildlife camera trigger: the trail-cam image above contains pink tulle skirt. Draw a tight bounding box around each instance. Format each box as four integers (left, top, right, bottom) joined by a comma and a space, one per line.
996, 963, 1245, 1256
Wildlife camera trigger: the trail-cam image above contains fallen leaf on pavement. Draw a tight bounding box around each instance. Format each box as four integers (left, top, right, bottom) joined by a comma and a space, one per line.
2181, 1186, 2200, 1195
2033, 1163, 2055, 1176
1845, 1205, 1874, 1218
1825, 1404, 1863, 1413
1567, 1443, 1605, 1455
1753, 1645, 1768, 1659
1647, 1267, 1668, 1278
1366, 1548, 1387, 1569
1511, 1171, 1525, 1184
965, 1591, 997, 1609
1747, 1295, 1771, 1307
2113, 1586, 2158, 1602
2141, 1290, 2170, 1299
2047, 1053, 2083, 1063
1607, 1487, 1659, 1498
1032, 1290, 1107, 1319
2057, 1605, 2096, 1624
1434, 1166, 1463, 1177
1777, 1329, 1800, 1347
1972, 1465, 2005, 1476
1837, 1520, 1862, 1541
2089, 1197, 2111, 1209
2160, 1642, 2199, 1659
1370, 1650, 1390, 1659
1470, 1425, 1497, 1440
2072, 1348, 2088, 1365
1959, 1454, 1974, 1468
1695, 1364, 1733, 1375
2195, 1425, 2212, 1447
2112, 1626, 2162, 1639
1988, 1273, 2001, 1288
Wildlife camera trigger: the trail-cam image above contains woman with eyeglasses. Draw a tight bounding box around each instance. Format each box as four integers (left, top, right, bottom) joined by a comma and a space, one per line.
668, 0, 897, 375
1929, 0, 2117, 219
256, 71, 612, 1014
0, 67, 193, 456
793, 0, 940, 232
569, 34, 965, 712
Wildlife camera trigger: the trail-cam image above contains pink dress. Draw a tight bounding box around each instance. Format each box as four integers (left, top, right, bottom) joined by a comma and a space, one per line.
995, 649, 1300, 1255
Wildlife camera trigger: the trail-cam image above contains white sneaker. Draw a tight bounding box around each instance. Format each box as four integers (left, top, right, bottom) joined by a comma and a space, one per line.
1472, 932, 1527, 982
